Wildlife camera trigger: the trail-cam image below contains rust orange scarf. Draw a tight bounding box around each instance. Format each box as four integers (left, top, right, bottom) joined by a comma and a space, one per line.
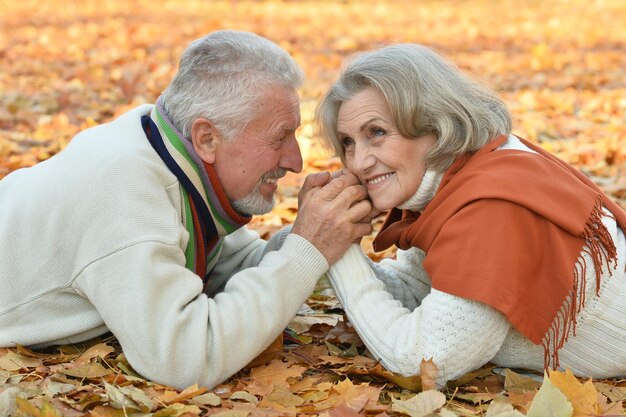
373, 135, 626, 368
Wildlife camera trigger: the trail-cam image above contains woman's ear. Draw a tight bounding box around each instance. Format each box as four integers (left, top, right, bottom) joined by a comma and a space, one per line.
190, 118, 221, 164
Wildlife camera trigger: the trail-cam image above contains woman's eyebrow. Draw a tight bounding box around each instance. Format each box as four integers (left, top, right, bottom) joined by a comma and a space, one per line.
359, 117, 384, 132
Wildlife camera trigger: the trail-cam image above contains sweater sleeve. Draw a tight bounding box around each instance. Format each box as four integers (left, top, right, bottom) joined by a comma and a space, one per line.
75, 232, 327, 390
328, 244, 511, 385
203, 225, 294, 296
369, 247, 432, 310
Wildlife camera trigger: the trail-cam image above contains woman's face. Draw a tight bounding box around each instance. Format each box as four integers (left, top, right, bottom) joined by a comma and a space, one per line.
337, 87, 437, 211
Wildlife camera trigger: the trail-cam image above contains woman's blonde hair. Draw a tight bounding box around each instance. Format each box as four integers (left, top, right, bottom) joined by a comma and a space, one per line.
315, 44, 512, 171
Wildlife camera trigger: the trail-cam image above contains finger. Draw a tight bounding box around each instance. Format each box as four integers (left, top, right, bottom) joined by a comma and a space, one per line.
336, 184, 369, 206
337, 170, 360, 183
352, 222, 374, 240
299, 172, 330, 206
298, 185, 322, 207
302, 171, 331, 191
330, 168, 351, 180
361, 206, 384, 223
347, 199, 373, 223
319, 176, 363, 201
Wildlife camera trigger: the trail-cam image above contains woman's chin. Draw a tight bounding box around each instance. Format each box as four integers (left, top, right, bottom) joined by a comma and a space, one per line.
371, 199, 395, 213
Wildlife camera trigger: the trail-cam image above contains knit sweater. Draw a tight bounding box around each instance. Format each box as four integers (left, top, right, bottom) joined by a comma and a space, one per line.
328, 135, 626, 384
0, 105, 328, 389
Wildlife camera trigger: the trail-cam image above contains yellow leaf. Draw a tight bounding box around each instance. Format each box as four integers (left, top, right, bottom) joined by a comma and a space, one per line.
75, 343, 115, 364
391, 389, 446, 417
485, 397, 526, 416
420, 358, 439, 392
60, 362, 112, 378
192, 392, 222, 406
230, 390, 260, 405
0, 351, 42, 371
16, 396, 43, 417
504, 368, 543, 393
264, 385, 305, 407
210, 410, 250, 417
153, 402, 202, 416
161, 383, 208, 404
250, 359, 306, 388
103, 382, 143, 411
548, 369, 596, 417
365, 363, 422, 391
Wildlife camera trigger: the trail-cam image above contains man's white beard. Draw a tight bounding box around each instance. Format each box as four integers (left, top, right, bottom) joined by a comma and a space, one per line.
231, 168, 286, 216
232, 189, 274, 216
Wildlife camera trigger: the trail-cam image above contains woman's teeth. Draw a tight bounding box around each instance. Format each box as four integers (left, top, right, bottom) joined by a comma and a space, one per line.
367, 173, 393, 185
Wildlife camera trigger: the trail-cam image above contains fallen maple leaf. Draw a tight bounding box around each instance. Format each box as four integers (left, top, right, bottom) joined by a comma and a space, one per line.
391, 389, 447, 417
249, 359, 306, 388
60, 362, 112, 379
0, 351, 42, 371
323, 402, 363, 417
230, 390, 260, 406
504, 369, 543, 393
260, 384, 304, 408
104, 381, 155, 412
361, 363, 423, 391
526, 372, 573, 417
15, 396, 63, 417
549, 369, 598, 417
192, 392, 222, 406
158, 383, 208, 404
74, 343, 115, 365
484, 396, 526, 417
420, 358, 439, 392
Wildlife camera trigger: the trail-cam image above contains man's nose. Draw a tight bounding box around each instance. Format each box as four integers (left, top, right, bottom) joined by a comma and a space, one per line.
280, 135, 303, 173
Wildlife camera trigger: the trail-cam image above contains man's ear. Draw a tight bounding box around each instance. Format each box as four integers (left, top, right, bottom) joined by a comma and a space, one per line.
191, 118, 221, 164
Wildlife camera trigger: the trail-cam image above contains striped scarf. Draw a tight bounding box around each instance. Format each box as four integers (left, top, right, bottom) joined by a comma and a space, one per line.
142, 99, 250, 283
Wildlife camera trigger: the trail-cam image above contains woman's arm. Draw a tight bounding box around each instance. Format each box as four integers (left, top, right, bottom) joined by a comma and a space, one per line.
329, 245, 511, 385
368, 247, 432, 310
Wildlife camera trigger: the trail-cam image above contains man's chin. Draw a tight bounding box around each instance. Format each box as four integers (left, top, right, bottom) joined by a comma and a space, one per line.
232, 193, 275, 216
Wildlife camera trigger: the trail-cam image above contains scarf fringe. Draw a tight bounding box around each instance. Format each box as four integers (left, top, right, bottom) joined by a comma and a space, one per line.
541, 197, 617, 369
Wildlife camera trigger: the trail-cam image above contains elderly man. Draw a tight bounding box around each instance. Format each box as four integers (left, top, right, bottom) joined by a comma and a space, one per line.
0, 30, 372, 389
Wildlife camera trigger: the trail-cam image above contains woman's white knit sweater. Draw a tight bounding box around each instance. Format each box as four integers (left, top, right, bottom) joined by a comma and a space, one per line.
0, 105, 328, 389
328, 135, 626, 384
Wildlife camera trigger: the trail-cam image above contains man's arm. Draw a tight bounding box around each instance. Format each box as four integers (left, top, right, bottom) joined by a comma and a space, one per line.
73, 170, 372, 390
74, 233, 327, 390
203, 225, 293, 296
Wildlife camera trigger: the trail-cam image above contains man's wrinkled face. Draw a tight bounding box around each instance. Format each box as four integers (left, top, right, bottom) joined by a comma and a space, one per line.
213, 86, 303, 215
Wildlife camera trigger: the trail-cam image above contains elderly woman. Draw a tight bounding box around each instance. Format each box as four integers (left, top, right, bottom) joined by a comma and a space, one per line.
315, 44, 626, 385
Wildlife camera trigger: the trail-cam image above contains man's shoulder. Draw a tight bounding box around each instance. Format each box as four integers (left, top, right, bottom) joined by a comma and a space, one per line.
68, 105, 165, 171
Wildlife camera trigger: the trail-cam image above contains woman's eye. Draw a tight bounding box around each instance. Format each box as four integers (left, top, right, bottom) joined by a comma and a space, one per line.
370, 127, 387, 137
340, 137, 354, 149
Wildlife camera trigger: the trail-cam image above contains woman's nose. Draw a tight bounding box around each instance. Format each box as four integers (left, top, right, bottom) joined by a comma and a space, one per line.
348, 143, 376, 175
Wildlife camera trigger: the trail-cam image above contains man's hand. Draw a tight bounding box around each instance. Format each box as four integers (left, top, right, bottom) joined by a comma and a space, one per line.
292, 171, 373, 265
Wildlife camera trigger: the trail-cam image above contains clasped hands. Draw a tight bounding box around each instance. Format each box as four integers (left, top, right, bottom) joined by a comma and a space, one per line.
291, 170, 380, 265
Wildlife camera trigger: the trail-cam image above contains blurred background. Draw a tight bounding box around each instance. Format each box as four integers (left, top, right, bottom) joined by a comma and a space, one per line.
1, 0, 624, 230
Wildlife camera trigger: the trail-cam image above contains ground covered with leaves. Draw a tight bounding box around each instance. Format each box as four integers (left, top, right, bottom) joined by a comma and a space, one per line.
1, 0, 625, 415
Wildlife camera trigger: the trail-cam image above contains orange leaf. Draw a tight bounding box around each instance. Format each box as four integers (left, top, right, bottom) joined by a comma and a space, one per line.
549, 369, 597, 417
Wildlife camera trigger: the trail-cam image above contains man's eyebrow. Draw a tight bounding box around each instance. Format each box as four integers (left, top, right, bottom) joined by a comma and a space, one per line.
282, 120, 301, 131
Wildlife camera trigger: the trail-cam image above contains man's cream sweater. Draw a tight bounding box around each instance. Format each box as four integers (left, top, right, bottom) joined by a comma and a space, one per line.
0, 105, 328, 389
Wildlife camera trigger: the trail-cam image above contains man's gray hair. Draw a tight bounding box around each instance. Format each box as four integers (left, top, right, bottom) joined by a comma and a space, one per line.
315, 44, 512, 171
161, 30, 304, 141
